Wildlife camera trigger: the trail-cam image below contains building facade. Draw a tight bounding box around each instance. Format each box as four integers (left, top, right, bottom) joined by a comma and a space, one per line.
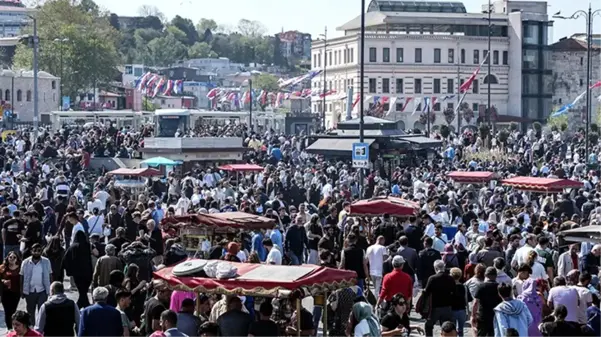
550, 36, 601, 123
311, 0, 552, 130
277, 30, 312, 60
0, 69, 61, 122
0, 1, 30, 38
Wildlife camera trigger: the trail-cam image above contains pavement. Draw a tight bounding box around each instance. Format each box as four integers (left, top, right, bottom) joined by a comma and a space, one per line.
0, 284, 472, 336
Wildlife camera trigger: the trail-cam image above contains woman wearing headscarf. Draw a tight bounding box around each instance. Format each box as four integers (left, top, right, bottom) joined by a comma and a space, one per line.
222, 242, 241, 262
61, 230, 93, 308
442, 243, 460, 271
350, 302, 381, 337
517, 278, 544, 337
42, 236, 64, 282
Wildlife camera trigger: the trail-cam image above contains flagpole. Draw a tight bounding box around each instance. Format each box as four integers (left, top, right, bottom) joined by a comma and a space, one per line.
427, 97, 431, 136
456, 41, 461, 132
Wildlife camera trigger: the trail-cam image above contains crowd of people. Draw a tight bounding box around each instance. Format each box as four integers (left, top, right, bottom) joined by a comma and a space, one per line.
0, 121, 598, 337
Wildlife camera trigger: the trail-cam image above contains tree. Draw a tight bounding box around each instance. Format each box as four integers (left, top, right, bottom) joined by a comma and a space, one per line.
592, 123, 599, 134
166, 25, 188, 45
145, 32, 188, 66
237, 19, 266, 37
197, 18, 218, 34
137, 16, 163, 31
137, 5, 165, 22
589, 132, 599, 146
13, 0, 120, 101
439, 124, 450, 139
479, 123, 491, 145
509, 122, 519, 132
252, 73, 279, 92
546, 114, 567, 133
171, 15, 198, 46
188, 42, 217, 59
498, 129, 509, 146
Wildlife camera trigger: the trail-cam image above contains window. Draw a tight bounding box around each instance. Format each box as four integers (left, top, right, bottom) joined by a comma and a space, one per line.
369, 47, 377, 62
447, 102, 454, 110
383, 48, 390, 62
493, 50, 499, 65
434, 103, 440, 111
51, 81, 56, 89
133, 67, 143, 77
4, 89, 9, 101
369, 78, 376, 93
434, 48, 441, 63
313, 56, 317, 68
396, 103, 403, 111
350, 48, 354, 63
414, 79, 422, 93
383, 103, 390, 112
329, 51, 332, 66
125, 65, 133, 74
396, 79, 403, 93
415, 48, 422, 63
483, 50, 489, 64
580, 79, 584, 86
318, 54, 321, 67
344, 49, 347, 63
474, 50, 479, 64
448, 49, 454, 63
473, 79, 479, 93
580, 57, 584, 66
461, 49, 466, 64
396, 48, 404, 62
502, 51, 508, 65
473, 103, 479, 112
383, 78, 390, 93
16, 89, 21, 102
447, 79, 454, 94
483, 75, 498, 84
433, 78, 441, 94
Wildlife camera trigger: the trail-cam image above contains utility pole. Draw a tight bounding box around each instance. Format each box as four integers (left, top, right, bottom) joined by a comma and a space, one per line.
321, 26, 327, 131
487, 0, 492, 131
359, 0, 365, 198
249, 78, 253, 132
586, 4, 592, 160
33, 16, 39, 139
456, 42, 461, 132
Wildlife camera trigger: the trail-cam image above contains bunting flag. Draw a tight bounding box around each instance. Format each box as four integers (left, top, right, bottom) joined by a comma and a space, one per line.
152, 78, 165, 98
145, 75, 159, 96
351, 93, 361, 109
319, 90, 336, 98
423, 97, 433, 112
401, 97, 413, 112
173, 80, 183, 95
412, 97, 422, 116
136, 72, 152, 91
206, 88, 219, 99
441, 95, 456, 101
460, 52, 490, 93
162, 80, 174, 96
386, 97, 398, 116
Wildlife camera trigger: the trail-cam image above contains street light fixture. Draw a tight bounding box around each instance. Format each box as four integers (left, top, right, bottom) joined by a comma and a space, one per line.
554, 5, 601, 161
53, 38, 69, 110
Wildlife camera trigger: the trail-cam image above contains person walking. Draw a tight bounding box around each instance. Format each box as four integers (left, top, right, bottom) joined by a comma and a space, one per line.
62, 230, 93, 308
20, 243, 52, 326
1, 250, 22, 329
92, 243, 122, 288
35, 281, 80, 336
471, 267, 502, 337
449, 268, 468, 337
78, 287, 123, 336
365, 235, 387, 296
493, 283, 533, 337
423, 259, 455, 337
517, 278, 544, 337
42, 236, 64, 283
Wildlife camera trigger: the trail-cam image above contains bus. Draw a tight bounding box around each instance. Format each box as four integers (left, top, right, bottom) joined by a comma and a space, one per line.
50, 110, 153, 132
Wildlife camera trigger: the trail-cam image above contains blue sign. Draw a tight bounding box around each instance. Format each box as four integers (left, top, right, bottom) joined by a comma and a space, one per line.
352, 142, 370, 168
62, 96, 70, 111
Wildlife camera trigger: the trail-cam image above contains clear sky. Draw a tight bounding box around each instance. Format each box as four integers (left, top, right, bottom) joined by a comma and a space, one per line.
94, 0, 600, 42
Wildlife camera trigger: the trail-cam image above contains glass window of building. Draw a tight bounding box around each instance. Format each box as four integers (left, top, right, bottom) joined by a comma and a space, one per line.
447, 102, 454, 110
483, 50, 489, 64
493, 50, 499, 65
414, 79, 422, 93
396, 48, 404, 62
383, 78, 390, 93
523, 23, 540, 45
369, 78, 376, 93
383, 48, 390, 62
522, 49, 539, 69
415, 48, 422, 63
461, 49, 466, 64
522, 74, 539, 95
329, 51, 332, 65
473, 50, 479, 64
434, 48, 441, 63
473, 80, 479, 93
369, 47, 377, 62
473, 103, 479, 112
502, 51, 508, 65
434, 103, 440, 111
448, 49, 454, 63
396, 79, 403, 93
447, 79, 454, 94
396, 103, 403, 111
350, 48, 354, 63
433, 78, 441, 94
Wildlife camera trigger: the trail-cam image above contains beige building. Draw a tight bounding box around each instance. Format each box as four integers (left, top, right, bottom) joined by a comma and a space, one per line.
0, 69, 60, 122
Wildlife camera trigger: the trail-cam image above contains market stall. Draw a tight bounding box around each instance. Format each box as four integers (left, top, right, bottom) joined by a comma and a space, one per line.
154, 260, 357, 337
557, 225, 601, 245
501, 176, 582, 193
447, 171, 496, 184
161, 212, 276, 254
217, 163, 264, 186
107, 168, 163, 192
350, 196, 419, 217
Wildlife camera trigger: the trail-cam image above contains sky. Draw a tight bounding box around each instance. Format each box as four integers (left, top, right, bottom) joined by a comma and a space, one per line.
94, 0, 600, 42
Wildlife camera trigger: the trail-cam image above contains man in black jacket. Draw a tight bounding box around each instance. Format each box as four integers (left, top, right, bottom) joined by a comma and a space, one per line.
418, 237, 441, 288
36, 281, 80, 336
403, 215, 424, 252
422, 259, 455, 337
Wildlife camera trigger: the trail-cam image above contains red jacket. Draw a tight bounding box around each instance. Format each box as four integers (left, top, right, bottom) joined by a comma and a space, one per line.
379, 268, 413, 302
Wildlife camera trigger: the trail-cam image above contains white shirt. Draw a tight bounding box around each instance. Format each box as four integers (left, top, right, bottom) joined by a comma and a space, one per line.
87, 215, 104, 236
70, 222, 84, 245
237, 250, 248, 263
571, 285, 593, 324
266, 246, 283, 265
30, 261, 44, 293
454, 231, 467, 249
512, 245, 534, 267
354, 319, 372, 337
15, 139, 24, 152
365, 243, 386, 277
94, 190, 110, 206
531, 262, 548, 280
321, 183, 333, 198
424, 223, 435, 237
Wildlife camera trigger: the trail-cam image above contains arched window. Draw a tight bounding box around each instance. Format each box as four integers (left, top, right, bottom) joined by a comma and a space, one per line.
483, 74, 499, 84
26, 90, 31, 102
4, 89, 9, 101
16, 90, 21, 102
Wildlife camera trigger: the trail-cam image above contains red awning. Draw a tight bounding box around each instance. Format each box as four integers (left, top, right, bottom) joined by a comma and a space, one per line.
161, 212, 276, 230
107, 168, 163, 177
501, 177, 582, 193
218, 164, 264, 172
153, 260, 357, 296
447, 171, 496, 184
350, 196, 419, 217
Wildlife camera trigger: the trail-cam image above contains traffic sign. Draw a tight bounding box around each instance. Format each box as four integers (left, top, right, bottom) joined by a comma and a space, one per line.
352, 142, 370, 168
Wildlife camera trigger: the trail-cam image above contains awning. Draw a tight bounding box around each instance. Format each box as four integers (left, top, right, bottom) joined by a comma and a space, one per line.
501, 177, 582, 193
447, 171, 496, 184
402, 136, 443, 149
306, 138, 375, 156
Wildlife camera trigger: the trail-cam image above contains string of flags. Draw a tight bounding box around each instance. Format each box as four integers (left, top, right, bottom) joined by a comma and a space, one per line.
136, 72, 185, 98
551, 80, 601, 117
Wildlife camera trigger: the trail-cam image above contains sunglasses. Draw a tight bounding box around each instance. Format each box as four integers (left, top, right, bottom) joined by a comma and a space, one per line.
7, 255, 16, 259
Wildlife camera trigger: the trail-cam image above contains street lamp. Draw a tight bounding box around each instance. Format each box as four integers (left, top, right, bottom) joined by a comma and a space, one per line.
483, 0, 493, 130
319, 27, 327, 130
53, 38, 69, 110
359, 0, 365, 197
24, 14, 39, 138
554, 5, 601, 161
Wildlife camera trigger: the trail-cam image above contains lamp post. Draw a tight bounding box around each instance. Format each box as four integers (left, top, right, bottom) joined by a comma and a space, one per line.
248, 78, 253, 131
359, 0, 365, 198
487, 0, 492, 130
319, 27, 327, 131
554, 5, 601, 161
53, 38, 69, 110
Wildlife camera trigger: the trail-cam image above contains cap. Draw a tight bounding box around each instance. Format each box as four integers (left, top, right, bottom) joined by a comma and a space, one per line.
392, 255, 405, 267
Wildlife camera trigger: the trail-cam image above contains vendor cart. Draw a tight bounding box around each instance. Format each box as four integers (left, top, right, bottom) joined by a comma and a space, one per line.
501, 176, 582, 193
447, 171, 497, 184
108, 168, 163, 195
350, 196, 420, 217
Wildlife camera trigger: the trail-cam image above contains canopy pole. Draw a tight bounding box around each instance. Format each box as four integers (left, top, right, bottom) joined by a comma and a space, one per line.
323, 291, 328, 337
297, 298, 301, 337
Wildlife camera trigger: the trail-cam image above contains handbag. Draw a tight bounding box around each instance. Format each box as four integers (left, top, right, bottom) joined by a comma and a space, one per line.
415, 290, 432, 319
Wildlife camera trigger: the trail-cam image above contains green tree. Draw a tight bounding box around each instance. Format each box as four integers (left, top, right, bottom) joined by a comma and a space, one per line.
145, 32, 188, 66
439, 124, 450, 139
166, 25, 188, 45
188, 42, 217, 58
546, 114, 568, 133
509, 122, 519, 132
237, 19, 266, 37
479, 123, 491, 147
532, 121, 542, 138
13, 0, 120, 101
171, 15, 198, 45
197, 18, 218, 33
252, 73, 279, 92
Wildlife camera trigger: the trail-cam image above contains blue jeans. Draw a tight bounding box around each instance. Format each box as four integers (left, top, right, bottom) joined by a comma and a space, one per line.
312, 305, 322, 330
357, 278, 365, 297
288, 252, 302, 265
452, 309, 467, 337
4, 245, 18, 259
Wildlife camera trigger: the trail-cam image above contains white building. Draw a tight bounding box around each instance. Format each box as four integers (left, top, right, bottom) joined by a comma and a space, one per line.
0, 69, 61, 122
0, 1, 31, 38
311, 0, 552, 130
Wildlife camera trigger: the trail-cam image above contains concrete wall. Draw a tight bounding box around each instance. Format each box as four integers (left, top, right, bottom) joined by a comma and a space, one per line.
0, 72, 60, 122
